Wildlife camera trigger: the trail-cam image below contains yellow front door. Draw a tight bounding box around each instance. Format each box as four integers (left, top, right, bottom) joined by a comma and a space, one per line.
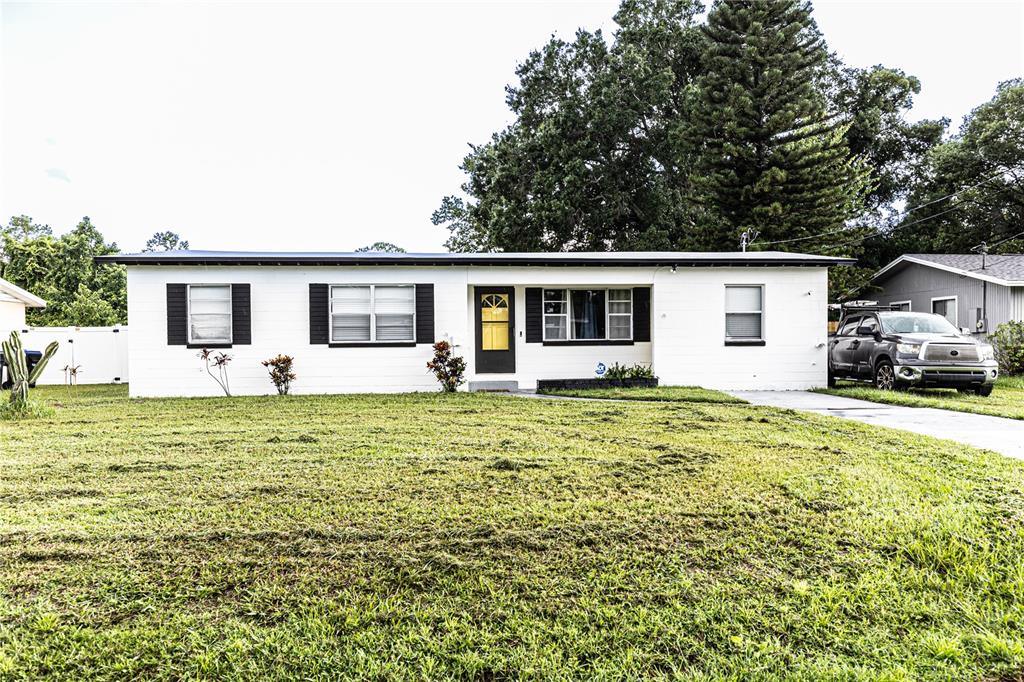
480, 293, 510, 351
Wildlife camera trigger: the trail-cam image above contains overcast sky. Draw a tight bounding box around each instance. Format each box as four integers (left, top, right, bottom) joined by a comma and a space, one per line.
1, 0, 1021, 253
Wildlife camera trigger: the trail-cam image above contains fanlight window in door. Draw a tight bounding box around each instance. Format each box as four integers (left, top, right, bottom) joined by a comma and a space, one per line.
481, 293, 510, 351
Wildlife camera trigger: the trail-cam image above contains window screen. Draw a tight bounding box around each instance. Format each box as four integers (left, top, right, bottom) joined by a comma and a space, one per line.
188, 285, 232, 344
329, 285, 415, 343
725, 285, 763, 340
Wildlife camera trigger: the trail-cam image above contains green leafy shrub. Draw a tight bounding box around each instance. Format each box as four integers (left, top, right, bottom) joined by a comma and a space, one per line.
989, 321, 1024, 375
602, 362, 655, 380
426, 340, 466, 392
262, 355, 297, 395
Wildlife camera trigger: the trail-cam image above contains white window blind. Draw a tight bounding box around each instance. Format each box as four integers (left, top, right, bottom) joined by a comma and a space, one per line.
725, 285, 763, 340
331, 286, 371, 342
330, 285, 415, 343
374, 286, 415, 341
188, 285, 232, 344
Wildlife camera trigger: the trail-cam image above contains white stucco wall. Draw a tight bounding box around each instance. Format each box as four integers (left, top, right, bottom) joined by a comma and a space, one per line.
125, 264, 829, 397
652, 266, 829, 390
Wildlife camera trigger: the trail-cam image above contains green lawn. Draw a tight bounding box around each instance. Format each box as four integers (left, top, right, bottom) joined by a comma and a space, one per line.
817, 375, 1024, 421
538, 385, 746, 404
1, 384, 1023, 680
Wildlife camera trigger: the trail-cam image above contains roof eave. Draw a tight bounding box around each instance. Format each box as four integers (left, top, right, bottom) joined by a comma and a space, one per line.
0, 278, 46, 308
872, 255, 1011, 287
94, 254, 856, 268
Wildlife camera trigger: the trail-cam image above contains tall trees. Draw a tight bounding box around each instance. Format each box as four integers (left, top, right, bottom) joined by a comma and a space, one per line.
693, 0, 869, 251
1, 216, 126, 326
893, 80, 1024, 256
434, 0, 941, 259
433, 0, 707, 252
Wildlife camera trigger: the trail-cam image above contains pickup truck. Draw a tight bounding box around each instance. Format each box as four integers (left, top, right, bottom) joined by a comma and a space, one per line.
828, 308, 998, 395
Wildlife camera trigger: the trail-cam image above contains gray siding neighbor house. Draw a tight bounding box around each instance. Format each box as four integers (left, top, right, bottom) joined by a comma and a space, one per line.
870, 254, 1024, 336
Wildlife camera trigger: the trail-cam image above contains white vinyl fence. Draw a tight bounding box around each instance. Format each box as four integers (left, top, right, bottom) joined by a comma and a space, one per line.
13, 326, 129, 385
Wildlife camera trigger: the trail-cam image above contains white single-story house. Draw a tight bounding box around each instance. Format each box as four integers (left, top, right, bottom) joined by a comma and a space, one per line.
96, 250, 851, 397
0, 276, 46, 334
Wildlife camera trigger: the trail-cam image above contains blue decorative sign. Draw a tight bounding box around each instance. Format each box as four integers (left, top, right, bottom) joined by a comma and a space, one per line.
595, 362, 607, 376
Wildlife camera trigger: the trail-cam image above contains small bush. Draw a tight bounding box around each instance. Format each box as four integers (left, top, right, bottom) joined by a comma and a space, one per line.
602, 362, 655, 380
426, 340, 466, 392
989, 321, 1024, 375
262, 355, 297, 395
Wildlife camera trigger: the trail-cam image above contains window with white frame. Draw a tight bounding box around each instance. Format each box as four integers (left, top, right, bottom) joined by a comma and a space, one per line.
725, 285, 763, 341
931, 297, 957, 326
188, 284, 232, 344
330, 285, 415, 343
542, 288, 632, 341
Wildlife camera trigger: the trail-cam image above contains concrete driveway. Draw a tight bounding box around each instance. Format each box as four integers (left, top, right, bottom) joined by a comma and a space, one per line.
728, 391, 1024, 460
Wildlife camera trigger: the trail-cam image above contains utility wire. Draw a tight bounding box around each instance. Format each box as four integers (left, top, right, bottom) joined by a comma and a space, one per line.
825, 203, 969, 252
754, 170, 1009, 248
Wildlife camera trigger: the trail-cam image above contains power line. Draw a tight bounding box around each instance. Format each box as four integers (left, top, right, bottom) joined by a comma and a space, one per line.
825, 202, 968, 252
754, 170, 1009, 248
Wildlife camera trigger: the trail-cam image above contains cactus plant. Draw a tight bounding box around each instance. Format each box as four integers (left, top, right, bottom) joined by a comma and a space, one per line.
2, 331, 59, 409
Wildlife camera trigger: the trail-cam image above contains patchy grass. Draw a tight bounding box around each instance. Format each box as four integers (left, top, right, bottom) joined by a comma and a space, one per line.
539, 385, 746, 404
818, 375, 1024, 421
1, 384, 1023, 680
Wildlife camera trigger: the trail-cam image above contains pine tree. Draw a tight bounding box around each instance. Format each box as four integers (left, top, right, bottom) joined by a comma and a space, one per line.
695, 0, 869, 250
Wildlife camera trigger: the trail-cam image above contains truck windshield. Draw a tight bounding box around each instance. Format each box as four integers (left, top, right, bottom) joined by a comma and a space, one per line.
878, 312, 960, 335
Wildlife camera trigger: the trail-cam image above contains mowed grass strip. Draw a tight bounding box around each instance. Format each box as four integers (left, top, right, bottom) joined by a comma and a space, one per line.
818, 375, 1024, 421
538, 385, 746, 404
1, 384, 1023, 680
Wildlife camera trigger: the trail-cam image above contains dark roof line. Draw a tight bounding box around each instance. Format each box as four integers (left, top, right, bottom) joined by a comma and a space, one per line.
96, 250, 854, 267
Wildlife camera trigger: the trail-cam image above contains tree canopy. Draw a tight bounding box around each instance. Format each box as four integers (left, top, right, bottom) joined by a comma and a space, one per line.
143, 231, 190, 252
355, 242, 406, 253
431, 0, 1024, 301
1, 216, 126, 327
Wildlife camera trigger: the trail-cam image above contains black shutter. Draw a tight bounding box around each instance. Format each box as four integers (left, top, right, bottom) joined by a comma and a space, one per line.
525, 288, 542, 343
309, 284, 329, 344
415, 284, 435, 344
231, 284, 251, 345
166, 284, 187, 345
633, 287, 651, 342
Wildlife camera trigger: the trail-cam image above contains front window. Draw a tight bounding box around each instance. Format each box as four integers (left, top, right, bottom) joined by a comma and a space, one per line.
879, 312, 960, 335
543, 288, 633, 341
330, 285, 414, 343
931, 297, 957, 326
188, 284, 232, 344
725, 285, 763, 340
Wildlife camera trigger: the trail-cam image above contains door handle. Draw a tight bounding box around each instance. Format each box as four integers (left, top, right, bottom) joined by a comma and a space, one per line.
849, 340, 860, 349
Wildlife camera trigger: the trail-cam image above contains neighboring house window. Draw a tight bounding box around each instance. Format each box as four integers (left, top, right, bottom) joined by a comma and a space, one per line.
725, 285, 764, 341
188, 284, 232, 344
542, 288, 633, 341
330, 285, 414, 343
931, 296, 957, 326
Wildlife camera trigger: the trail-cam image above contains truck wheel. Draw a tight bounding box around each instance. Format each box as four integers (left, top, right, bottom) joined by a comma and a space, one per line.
874, 360, 896, 391
975, 385, 994, 397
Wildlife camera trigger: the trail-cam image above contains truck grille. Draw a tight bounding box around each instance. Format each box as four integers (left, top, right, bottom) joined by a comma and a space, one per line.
923, 343, 979, 362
